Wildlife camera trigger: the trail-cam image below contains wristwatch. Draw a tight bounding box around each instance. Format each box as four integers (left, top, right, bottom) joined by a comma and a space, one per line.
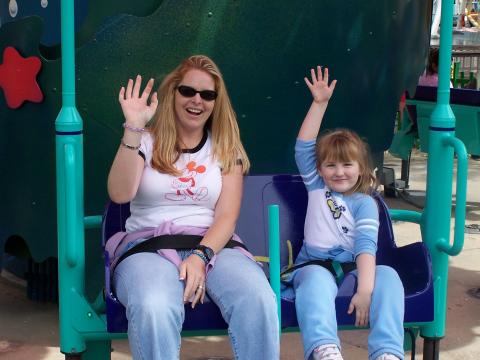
195, 245, 215, 262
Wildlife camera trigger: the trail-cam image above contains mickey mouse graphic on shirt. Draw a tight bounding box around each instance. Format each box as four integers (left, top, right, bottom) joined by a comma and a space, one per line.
165, 160, 209, 201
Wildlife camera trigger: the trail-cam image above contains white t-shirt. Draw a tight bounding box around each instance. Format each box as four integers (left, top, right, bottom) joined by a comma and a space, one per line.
295, 139, 379, 258
125, 131, 222, 232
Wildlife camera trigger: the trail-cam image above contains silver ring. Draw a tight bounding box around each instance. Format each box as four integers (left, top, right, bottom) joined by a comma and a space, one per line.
198, 285, 204, 290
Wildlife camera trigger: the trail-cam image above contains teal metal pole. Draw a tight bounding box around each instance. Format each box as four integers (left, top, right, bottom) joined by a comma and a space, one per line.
56, 3, 113, 358
55, 0, 87, 355
268, 205, 281, 332
436, 137, 468, 256
421, 0, 468, 341
388, 209, 422, 224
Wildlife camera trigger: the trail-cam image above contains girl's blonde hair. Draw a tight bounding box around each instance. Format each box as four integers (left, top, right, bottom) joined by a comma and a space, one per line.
316, 129, 376, 194
149, 55, 250, 175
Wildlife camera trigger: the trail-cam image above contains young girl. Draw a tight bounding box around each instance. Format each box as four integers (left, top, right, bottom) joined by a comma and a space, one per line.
290, 66, 405, 360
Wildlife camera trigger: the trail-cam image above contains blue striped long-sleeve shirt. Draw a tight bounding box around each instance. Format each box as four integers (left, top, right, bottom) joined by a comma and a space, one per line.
295, 139, 379, 258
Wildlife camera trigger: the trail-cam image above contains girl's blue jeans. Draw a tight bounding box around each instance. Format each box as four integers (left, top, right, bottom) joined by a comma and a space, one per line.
114, 248, 280, 360
293, 264, 405, 360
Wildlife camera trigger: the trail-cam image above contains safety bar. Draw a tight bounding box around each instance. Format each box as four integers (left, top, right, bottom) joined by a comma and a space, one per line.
436, 136, 468, 256
389, 209, 422, 224
268, 204, 281, 327
84, 215, 102, 229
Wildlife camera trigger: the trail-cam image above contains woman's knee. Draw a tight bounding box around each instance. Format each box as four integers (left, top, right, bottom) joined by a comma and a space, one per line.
246, 279, 277, 307
209, 252, 276, 316
126, 283, 184, 321
231, 269, 276, 312
225, 282, 278, 329
210, 250, 270, 292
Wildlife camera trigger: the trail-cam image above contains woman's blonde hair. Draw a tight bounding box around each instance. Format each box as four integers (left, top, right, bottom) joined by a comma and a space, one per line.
316, 129, 376, 194
149, 55, 250, 175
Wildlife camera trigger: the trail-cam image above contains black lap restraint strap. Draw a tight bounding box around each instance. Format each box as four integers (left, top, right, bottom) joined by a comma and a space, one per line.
115, 234, 248, 269
281, 259, 356, 283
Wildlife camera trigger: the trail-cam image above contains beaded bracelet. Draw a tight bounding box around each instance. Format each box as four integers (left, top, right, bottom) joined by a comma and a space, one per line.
123, 122, 145, 133
120, 139, 141, 150
191, 249, 209, 265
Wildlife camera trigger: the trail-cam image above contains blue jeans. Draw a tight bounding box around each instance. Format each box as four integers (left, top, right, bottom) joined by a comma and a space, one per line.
114, 248, 279, 360
293, 264, 405, 360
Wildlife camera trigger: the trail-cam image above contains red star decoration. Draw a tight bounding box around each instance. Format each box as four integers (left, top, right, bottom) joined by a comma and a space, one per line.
0, 47, 43, 109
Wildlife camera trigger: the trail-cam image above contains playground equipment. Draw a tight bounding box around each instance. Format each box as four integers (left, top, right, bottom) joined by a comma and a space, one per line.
408, 86, 480, 155
452, 60, 477, 89
56, 0, 466, 358
102, 175, 435, 359
390, 86, 480, 156
0, 0, 469, 359
389, 85, 479, 191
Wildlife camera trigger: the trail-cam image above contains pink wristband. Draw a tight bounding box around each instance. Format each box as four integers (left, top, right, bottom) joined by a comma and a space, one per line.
123, 122, 145, 133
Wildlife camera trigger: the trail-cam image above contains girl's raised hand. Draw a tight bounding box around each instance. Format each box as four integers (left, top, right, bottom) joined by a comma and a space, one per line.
304, 66, 337, 104
118, 75, 158, 127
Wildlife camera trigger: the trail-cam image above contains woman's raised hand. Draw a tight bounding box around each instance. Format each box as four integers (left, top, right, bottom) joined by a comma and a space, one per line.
118, 75, 158, 127
304, 66, 337, 104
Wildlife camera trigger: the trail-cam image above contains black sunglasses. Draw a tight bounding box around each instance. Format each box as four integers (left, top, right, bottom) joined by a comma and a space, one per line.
177, 85, 217, 101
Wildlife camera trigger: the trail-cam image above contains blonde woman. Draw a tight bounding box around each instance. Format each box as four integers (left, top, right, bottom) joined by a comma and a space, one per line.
107, 55, 279, 360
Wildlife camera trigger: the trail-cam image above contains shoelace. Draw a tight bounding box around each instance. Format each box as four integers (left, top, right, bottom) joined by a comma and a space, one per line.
375, 354, 401, 360
313, 345, 344, 360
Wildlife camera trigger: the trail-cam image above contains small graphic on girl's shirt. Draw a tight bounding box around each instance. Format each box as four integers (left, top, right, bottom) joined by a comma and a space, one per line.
325, 191, 345, 219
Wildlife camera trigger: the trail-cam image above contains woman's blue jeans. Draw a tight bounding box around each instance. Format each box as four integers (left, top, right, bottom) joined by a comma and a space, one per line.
114, 248, 280, 360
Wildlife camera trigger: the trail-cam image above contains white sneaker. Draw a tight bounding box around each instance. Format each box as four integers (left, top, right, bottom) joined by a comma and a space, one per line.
375, 354, 401, 360
312, 344, 344, 360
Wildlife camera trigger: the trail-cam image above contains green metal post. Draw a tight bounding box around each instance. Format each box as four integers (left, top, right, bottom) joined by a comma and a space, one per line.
268, 205, 281, 331
421, 0, 468, 352
56, 0, 85, 354
56, 1, 110, 358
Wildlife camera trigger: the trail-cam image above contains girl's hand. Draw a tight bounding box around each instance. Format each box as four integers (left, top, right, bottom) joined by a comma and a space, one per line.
179, 254, 207, 308
118, 75, 158, 127
304, 66, 337, 104
347, 291, 372, 327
